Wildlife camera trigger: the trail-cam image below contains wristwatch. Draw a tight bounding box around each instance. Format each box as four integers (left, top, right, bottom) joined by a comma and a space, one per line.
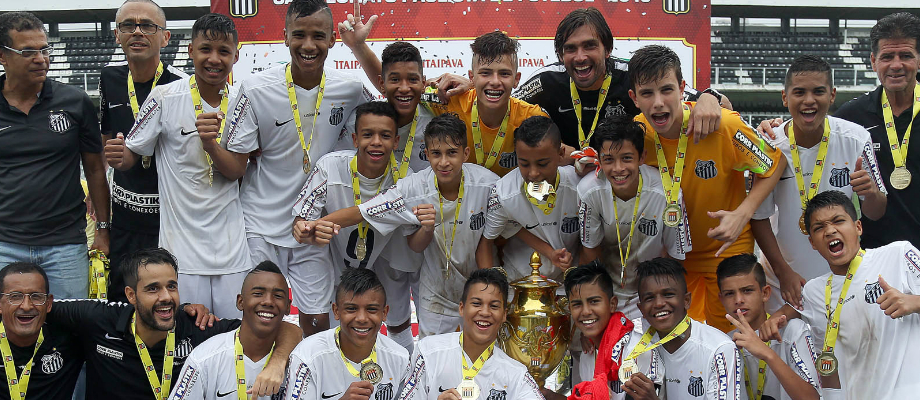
95, 221, 111, 230
702, 88, 724, 105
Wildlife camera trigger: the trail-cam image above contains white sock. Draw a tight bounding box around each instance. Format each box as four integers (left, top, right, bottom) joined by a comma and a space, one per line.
389, 325, 415, 355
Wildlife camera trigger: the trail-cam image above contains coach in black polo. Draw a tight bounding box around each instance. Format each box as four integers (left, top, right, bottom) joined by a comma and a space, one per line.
0, 11, 110, 299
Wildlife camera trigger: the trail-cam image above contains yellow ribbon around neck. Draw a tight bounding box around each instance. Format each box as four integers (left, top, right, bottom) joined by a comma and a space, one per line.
350, 156, 390, 260
334, 327, 377, 378
788, 118, 831, 212
625, 314, 691, 362
881, 84, 920, 169
652, 105, 692, 207
391, 109, 419, 180
128, 62, 164, 118
459, 333, 494, 380
570, 74, 613, 149
0, 323, 43, 400
189, 75, 229, 186
743, 313, 771, 400
233, 328, 274, 400
822, 249, 864, 354
132, 313, 175, 400
435, 172, 465, 279
470, 96, 511, 169
523, 172, 560, 215
612, 174, 642, 287
285, 64, 325, 166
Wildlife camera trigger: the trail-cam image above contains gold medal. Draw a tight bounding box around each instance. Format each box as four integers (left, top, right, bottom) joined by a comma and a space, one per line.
618, 358, 638, 383
663, 203, 682, 228
356, 237, 367, 260
303, 152, 311, 174
890, 166, 912, 190
526, 180, 553, 201
799, 211, 808, 235
142, 155, 152, 169
816, 351, 838, 376
457, 379, 481, 400
359, 362, 383, 383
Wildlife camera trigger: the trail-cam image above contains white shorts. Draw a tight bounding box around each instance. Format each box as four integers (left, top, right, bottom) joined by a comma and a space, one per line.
247, 236, 333, 314
373, 259, 419, 326
416, 305, 461, 339
178, 270, 248, 319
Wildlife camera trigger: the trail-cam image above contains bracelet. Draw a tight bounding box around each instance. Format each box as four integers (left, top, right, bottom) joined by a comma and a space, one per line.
95, 221, 110, 230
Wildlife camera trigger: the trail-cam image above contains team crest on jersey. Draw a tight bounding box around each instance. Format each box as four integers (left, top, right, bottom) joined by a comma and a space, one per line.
498, 152, 517, 169
375, 383, 393, 400
175, 338, 193, 359
560, 217, 578, 234
488, 187, 502, 211
865, 281, 883, 304
694, 160, 717, 179
470, 212, 486, 230
418, 142, 428, 161
687, 375, 704, 397
40, 351, 63, 374
637, 217, 659, 236
486, 388, 507, 400
829, 167, 850, 188
329, 105, 345, 126
48, 111, 74, 133
605, 103, 627, 117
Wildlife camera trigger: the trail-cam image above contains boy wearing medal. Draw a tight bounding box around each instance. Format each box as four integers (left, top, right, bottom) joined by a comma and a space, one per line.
397, 268, 544, 400
476, 116, 582, 281
167, 261, 292, 400
578, 114, 691, 321
759, 190, 920, 400
286, 267, 410, 400
716, 254, 821, 400
629, 45, 785, 332
222, 0, 372, 336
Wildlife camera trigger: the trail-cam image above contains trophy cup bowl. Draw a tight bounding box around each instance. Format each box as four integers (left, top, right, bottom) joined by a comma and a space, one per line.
497, 252, 572, 387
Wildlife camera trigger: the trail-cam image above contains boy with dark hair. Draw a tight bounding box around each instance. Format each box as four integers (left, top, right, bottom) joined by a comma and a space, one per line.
628, 257, 742, 400
760, 190, 920, 400
286, 267, 409, 400
105, 13, 249, 318
629, 45, 785, 332
751, 54, 887, 310
716, 254, 820, 400
578, 114, 691, 320
398, 268, 544, 400
476, 115, 582, 280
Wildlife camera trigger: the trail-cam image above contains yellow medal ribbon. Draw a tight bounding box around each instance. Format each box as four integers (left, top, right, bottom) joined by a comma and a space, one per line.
233, 328, 274, 400
435, 172, 464, 279
128, 62, 164, 117
0, 323, 43, 400
391, 109, 419, 180
132, 313, 175, 400
788, 118, 830, 210
612, 174, 642, 287
652, 105, 692, 208
523, 173, 559, 215
743, 313, 770, 400
459, 333, 494, 380
822, 249, 864, 355
334, 327, 377, 378
570, 74, 612, 149
285, 65, 325, 170
881, 84, 920, 170
350, 156, 390, 260
189, 75, 229, 186
624, 314, 691, 362
470, 97, 511, 169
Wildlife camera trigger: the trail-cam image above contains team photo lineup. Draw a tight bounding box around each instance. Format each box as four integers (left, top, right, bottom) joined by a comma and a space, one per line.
0, 0, 919, 398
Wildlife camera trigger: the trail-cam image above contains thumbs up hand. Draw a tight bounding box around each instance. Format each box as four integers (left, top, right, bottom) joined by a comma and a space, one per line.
849, 156, 877, 197
105, 132, 129, 169
876, 275, 920, 319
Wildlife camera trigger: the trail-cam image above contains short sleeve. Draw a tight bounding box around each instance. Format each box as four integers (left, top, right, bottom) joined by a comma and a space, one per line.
724, 111, 782, 178
99, 76, 113, 137
897, 243, 920, 294
859, 134, 888, 196
285, 353, 320, 400
752, 191, 777, 220
124, 87, 165, 157
292, 166, 329, 220
785, 320, 822, 394
166, 356, 205, 400
578, 192, 604, 249
359, 179, 422, 236
510, 372, 546, 400
79, 91, 103, 153
706, 344, 743, 400
224, 87, 260, 154
483, 186, 518, 240
396, 349, 427, 400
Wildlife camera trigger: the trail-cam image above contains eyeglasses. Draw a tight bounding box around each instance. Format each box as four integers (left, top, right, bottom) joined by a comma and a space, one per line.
1, 292, 49, 306
2, 45, 52, 59
117, 21, 164, 35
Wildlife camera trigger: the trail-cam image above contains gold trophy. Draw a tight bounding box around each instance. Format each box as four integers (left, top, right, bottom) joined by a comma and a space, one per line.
498, 252, 572, 387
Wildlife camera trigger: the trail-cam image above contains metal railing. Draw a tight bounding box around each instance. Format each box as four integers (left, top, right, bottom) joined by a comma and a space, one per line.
712, 66, 878, 87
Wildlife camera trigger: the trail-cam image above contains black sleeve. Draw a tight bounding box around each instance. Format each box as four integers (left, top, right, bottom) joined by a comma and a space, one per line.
100, 74, 112, 137
178, 308, 243, 346
79, 92, 103, 153
48, 300, 122, 335
833, 97, 865, 125
512, 72, 546, 106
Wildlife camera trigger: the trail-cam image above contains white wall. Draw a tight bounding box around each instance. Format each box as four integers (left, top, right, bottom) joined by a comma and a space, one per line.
1, 0, 208, 12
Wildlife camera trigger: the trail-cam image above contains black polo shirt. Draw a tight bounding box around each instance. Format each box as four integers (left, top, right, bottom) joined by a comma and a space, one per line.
0, 76, 101, 246
0, 320, 84, 400
99, 62, 186, 234
48, 300, 240, 400
835, 85, 920, 249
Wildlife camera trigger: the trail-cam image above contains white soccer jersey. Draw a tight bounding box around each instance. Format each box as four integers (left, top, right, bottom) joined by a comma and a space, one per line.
392, 105, 434, 174
397, 332, 544, 400
292, 150, 398, 275
483, 166, 581, 281
578, 165, 691, 298
730, 318, 820, 400
168, 331, 283, 400
125, 78, 250, 275
358, 164, 499, 317
226, 66, 372, 248
286, 328, 410, 400
754, 116, 887, 282
655, 321, 743, 400
799, 241, 920, 400
574, 317, 665, 399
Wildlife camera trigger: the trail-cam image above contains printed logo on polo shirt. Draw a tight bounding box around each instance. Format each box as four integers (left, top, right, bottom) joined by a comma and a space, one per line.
40, 351, 63, 374
226, 93, 249, 143
605, 103, 627, 117
289, 363, 311, 399
170, 365, 198, 400
687, 375, 704, 397
128, 98, 160, 140
829, 167, 850, 188
48, 111, 74, 133
789, 342, 816, 386
498, 152, 517, 169
374, 383, 393, 400
694, 160, 717, 179
329, 105, 345, 126
364, 198, 405, 219
486, 388, 507, 400
865, 281, 884, 304
905, 249, 920, 274
96, 344, 123, 360
487, 187, 501, 211
732, 130, 774, 171
469, 212, 486, 231
716, 351, 729, 399
514, 78, 542, 100
637, 217, 659, 237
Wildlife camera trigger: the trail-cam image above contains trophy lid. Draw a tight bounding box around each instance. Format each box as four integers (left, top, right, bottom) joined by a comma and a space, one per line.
510, 252, 560, 289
